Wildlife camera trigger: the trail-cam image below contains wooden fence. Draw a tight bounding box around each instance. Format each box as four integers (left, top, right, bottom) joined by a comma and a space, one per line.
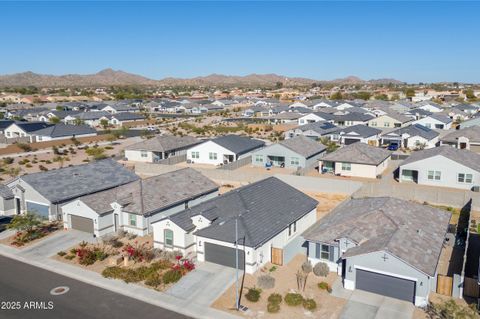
156, 154, 187, 165
217, 155, 252, 170
437, 275, 453, 296
463, 277, 479, 298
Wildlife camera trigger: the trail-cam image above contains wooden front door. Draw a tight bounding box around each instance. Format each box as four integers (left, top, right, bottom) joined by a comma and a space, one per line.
271, 247, 283, 266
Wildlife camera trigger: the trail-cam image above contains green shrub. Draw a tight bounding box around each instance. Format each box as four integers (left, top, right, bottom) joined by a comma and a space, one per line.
145, 273, 162, 287
102, 266, 125, 279
3, 157, 14, 165
25, 164, 32, 168
64, 254, 75, 260
57, 251, 66, 257
318, 282, 332, 293
303, 298, 317, 311
269, 266, 277, 273
163, 269, 182, 284
267, 293, 282, 304
245, 287, 262, 302
267, 302, 280, 313
284, 293, 303, 306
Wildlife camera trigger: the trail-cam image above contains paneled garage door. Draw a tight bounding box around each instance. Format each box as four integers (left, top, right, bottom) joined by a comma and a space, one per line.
70, 215, 94, 234
356, 269, 416, 303
204, 242, 245, 270
344, 138, 360, 145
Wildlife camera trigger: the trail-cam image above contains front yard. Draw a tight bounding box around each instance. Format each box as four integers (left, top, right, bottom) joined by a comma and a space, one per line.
54, 232, 194, 291
212, 255, 346, 318
0, 214, 61, 248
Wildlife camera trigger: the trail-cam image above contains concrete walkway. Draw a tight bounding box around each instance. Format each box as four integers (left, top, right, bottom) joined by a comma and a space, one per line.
166, 262, 239, 306
0, 230, 240, 319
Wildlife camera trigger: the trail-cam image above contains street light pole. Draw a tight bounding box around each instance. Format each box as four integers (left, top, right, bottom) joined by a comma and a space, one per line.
235, 218, 239, 310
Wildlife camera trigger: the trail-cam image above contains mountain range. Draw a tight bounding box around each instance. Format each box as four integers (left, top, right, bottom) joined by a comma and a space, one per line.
0, 69, 404, 88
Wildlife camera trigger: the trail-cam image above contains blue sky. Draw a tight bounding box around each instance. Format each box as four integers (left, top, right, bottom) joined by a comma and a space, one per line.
1, 1, 479, 83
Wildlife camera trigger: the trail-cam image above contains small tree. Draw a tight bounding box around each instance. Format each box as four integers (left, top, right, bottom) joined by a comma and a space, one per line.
7, 212, 42, 232
100, 119, 109, 130
49, 116, 60, 124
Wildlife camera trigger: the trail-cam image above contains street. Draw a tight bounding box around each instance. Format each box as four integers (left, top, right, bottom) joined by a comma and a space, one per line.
0, 255, 190, 319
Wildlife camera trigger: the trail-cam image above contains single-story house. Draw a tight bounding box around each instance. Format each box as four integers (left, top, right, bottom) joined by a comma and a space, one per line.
152, 177, 319, 273
284, 121, 338, 140
64, 111, 111, 127
0, 120, 15, 135
0, 185, 15, 216
187, 134, 265, 166
108, 112, 145, 126
367, 112, 413, 129
251, 136, 326, 169
124, 135, 202, 163
380, 124, 439, 150
30, 124, 97, 142
440, 126, 480, 152
319, 142, 391, 178
297, 112, 335, 125
413, 114, 452, 130
332, 112, 374, 127
62, 168, 218, 237
417, 102, 443, 113
3, 121, 53, 139
330, 124, 382, 146
458, 116, 480, 129
5, 159, 139, 220
303, 197, 450, 306
399, 145, 480, 190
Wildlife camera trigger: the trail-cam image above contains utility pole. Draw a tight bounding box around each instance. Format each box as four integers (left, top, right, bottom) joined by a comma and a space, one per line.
235, 218, 239, 310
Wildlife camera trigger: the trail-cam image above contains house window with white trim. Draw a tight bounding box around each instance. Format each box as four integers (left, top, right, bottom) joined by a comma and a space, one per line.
191, 151, 199, 159
288, 221, 297, 237
255, 155, 263, 163
321, 244, 330, 260
290, 157, 300, 165
427, 170, 441, 181
384, 122, 390, 127
164, 229, 174, 247
129, 214, 136, 227
140, 150, 148, 158
209, 152, 217, 160
341, 163, 351, 171
458, 173, 473, 183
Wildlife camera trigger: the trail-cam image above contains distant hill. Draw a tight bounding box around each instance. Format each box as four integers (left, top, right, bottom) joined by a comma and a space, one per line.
0, 69, 404, 88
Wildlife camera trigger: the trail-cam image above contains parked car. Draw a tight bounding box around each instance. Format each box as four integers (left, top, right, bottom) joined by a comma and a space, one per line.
388, 142, 399, 151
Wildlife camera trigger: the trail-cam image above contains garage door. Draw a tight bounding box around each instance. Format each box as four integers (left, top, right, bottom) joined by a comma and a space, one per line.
26, 201, 50, 219
344, 138, 360, 145
70, 215, 94, 234
356, 269, 416, 303
204, 242, 245, 270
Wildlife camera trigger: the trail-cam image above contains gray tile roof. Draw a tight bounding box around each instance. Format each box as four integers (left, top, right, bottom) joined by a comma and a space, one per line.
321, 142, 391, 165
279, 136, 326, 158
382, 111, 413, 123
0, 185, 14, 199
19, 159, 139, 203
401, 145, 480, 172
211, 135, 265, 155
334, 124, 382, 138
334, 112, 375, 122
75, 111, 110, 120
168, 177, 318, 248
441, 126, 480, 144
31, 124, 96, 138
12, 121, 53, 133
79, 168, 218, 216
295, 121, 338, 135
126, 135, 202, 153
302, 197, 451, 276
110, 112, 145, 121
382, 124, 439, 140
429, 114, 453, 124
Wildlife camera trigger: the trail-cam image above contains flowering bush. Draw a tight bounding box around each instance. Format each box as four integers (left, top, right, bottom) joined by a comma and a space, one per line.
10, 222, 60, 247
122, 241, 154, 262
171, 256, 195, 275
73, 245, 109, 266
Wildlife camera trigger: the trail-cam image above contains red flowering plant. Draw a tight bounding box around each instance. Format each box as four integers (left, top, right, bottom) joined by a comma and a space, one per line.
171, 255, 195, 275
122, 241, 154, 263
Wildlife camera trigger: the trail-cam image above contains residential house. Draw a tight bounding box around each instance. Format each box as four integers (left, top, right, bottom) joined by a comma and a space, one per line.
187, 135, 265, 165
0, 120, 15, 135
303, 197, 450, 306
399, 146, 480, 190
152, 177, 318, 273
284, 121, 338, 140
367, 112, 413, 129
330, 124, 382, 146
417, 102, 443, 113
380, 124, 439, 150
319, 142, 391, 178
61, 168, 218, 237
64, 111, 110, 127
3, 121, 52, 139
251, 136, 326, 169
440, 126, 480, 152
458, 116, 480, 129
297, 112, 335, 125
5, 159, 139, 220
0, 185, 15, 216
413, 114, 452, 130
332, 112, 374, 127
30, 124, 97, 142
108, 112, 145, 126
125, 135, 202, 162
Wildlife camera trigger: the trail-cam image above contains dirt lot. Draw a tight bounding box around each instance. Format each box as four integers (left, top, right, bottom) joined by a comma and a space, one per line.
212, 254, 346, 319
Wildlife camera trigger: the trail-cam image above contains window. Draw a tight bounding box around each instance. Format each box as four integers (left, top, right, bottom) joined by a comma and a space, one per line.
288, 221, 297, 236
425, 123, 431, 128
290, 157, 300, 165
321, 244, 330, 260
129, 214, 136, 227
427, 170, 441, 181
384, 122, 390, 127
140, 150, 148, 158
458, 173, 473, 183
209, 152, 217, 160
164, 229, 174, 247
255, 155, 263, 163
191, 151, 199, 159
341, 163, 351, 171
371, 121, 377, 127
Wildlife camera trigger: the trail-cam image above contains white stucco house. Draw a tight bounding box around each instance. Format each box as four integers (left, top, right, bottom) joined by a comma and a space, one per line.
440, 126, 480, 153
303, 197, 450, 306
152, 177, 319, 274
413, 114, 452, 130
297, 112, 335, 125
380, 124, 439, 150
399, 146, 480, 190
187, 134, 265, 166
61, 168, 218, 237
319, 142, 391, 178
330, 124, 382, 146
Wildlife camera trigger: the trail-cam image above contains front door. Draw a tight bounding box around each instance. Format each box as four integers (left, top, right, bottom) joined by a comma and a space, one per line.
15, 198, 21, 215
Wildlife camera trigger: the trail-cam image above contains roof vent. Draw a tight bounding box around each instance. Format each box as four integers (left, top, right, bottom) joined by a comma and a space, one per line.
219, 221, 225, 226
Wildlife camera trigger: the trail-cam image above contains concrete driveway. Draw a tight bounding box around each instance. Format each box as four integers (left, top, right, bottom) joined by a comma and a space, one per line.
166, 262, 239, 306
340, 290, 414, 319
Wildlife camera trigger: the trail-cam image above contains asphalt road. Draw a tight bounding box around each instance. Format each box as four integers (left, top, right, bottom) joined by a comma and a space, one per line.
0, 255, 190, 319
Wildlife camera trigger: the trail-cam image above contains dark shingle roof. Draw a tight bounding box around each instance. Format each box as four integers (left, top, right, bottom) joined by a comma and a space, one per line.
279, 136, 326, 158
110, 112, 145, 121
428, 114, 452, 124
0, 185, 14, 199
295, 121, 338, 135
322, 142, 391, 165
334, 124, 382, 138
18, 159, 139, 203
441, 126, 480, 144
211, 135, 265, 155
126, 135, 202, 152
302, 197, 451, 276
12, 121, 53, 133
382, 124, 439, 140
31, 124, 96, 138
0, 120, 15, 130
401, 145, 480, 172
168, 177, 318, 248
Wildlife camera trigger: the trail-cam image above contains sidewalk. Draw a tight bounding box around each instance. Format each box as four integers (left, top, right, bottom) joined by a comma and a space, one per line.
0, 238, 241, 319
